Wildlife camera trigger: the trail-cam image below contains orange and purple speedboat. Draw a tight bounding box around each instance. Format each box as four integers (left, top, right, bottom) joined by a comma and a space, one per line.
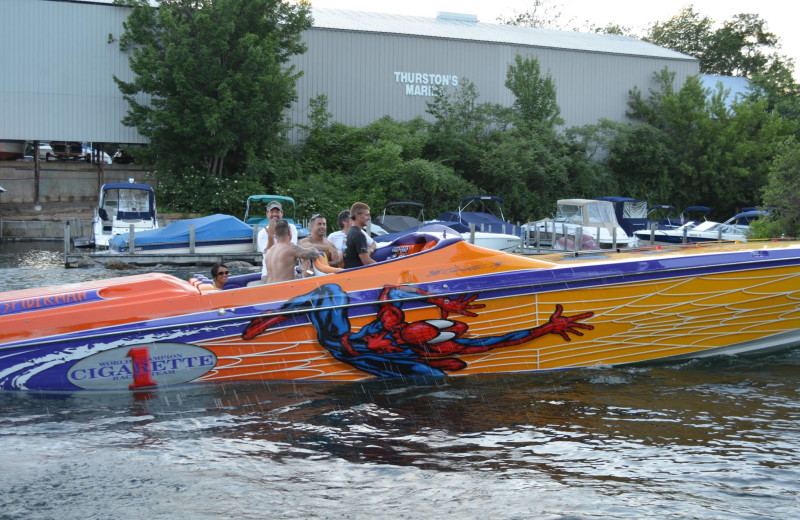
2, 226, 800, 391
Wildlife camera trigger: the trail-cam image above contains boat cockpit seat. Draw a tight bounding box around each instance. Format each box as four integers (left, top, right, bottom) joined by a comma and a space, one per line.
188, 276, 218, 294
372, 235, 440, 262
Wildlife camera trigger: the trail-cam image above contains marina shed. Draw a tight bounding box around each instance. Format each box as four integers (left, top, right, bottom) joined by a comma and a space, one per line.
290, 9, 699, 135
0, 1, 699, 145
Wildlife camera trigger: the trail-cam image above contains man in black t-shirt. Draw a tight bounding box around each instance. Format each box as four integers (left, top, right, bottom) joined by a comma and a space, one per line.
343, 202, 377, 268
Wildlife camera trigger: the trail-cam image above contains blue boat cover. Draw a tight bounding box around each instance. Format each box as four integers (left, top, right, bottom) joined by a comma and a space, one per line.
109, 214, 253, 250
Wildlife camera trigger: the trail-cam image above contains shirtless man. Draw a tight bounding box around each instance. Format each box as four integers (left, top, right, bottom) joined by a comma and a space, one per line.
265, 220, 321, 283
256, 200, 297, 283
299, 214, 342, 267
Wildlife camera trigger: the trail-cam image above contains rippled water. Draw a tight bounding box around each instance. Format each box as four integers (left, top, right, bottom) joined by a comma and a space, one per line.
1, 242, 799, 519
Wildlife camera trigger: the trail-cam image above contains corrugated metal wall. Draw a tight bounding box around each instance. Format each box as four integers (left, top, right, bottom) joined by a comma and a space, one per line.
1, 1, 698, 145
0, 0, 146, 143
289, 29, 698, 135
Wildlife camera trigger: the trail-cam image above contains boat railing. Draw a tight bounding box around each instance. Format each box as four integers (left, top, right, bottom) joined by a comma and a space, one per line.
525, 221, 616, 252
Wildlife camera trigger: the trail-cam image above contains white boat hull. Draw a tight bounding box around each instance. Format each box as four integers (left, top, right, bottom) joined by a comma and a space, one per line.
460, 232, 521, 252
0, 140, 26, 160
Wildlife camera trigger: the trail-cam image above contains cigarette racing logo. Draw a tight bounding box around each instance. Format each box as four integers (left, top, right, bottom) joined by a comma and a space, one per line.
68, 343, 217, 390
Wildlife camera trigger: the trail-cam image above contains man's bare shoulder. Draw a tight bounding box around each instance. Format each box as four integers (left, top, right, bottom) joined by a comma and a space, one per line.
293, 243, 322, 259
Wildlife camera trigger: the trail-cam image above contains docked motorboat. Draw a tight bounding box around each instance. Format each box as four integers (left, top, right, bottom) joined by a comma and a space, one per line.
596, 196, 650, 237
524, 198, 636, 250
108, 214, 256, 254
376, 221, 521, 252
375, 197, 522, 252
92, 182, 158, 249
372, 202, 425, 234
635, 209, 765, 244
434, 195, 522, 251
656, 205, 711, 230
2, 226, 800, 391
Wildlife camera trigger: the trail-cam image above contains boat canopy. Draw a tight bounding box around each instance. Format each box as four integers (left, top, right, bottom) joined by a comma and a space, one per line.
374, 202, 424, 234
244, 195, 297, 224
554, 199, 619, 229
597, 197, 648, 236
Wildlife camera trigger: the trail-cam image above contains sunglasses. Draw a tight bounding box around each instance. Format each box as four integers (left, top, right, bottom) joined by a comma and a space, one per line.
217, 271, 229, 276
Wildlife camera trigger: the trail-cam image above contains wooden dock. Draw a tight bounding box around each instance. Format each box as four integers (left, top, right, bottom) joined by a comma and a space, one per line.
65, 250, 262, 268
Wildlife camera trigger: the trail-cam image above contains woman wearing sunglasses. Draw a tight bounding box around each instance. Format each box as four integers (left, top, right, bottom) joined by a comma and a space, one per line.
210, 263, 230, 291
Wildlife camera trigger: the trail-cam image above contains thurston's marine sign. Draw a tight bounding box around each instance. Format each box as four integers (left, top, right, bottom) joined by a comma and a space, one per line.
394, 71, 460, 97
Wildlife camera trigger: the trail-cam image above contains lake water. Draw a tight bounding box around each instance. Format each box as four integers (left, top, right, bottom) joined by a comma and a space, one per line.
1, 242, 799, 519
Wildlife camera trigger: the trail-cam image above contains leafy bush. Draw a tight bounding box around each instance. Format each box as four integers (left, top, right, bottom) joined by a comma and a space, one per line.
156, 168, 265, 216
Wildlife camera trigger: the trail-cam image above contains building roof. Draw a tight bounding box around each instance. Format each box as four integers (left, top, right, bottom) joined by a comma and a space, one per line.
700, 74, 754, 108
311, 8, 695, 61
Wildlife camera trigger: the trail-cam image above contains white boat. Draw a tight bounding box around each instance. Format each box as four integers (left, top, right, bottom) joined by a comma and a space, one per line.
92, 182, 158, 249
635, 210, 765, 244
432, 196, 523, 252
0, 140, 26, 161
374, 198, 523, 252
524, 198, 636, 250
375, 225, 521, 253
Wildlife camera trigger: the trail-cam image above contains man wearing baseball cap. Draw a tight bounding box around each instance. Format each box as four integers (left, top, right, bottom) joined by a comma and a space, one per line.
256, 200, 297, 283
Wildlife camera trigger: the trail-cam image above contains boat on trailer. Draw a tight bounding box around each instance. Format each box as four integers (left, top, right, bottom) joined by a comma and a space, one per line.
1, 225, 800, 391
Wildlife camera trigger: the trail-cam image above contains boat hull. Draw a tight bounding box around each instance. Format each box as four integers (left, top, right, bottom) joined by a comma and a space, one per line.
635, 230, 746, 244
0, 140, 26, 161
462, 232, 521, 252
2, 237, 800, 391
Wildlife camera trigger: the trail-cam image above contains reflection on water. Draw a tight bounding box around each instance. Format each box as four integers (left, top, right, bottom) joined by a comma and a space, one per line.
1, 242, 799, 519
2, 355, 798, 519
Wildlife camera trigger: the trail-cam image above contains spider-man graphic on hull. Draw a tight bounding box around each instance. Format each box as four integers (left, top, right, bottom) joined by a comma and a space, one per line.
242, 284, 594, 378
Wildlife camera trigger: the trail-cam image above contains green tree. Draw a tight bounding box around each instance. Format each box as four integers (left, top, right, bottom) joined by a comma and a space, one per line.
498, 0, 573, 29
113, 0, 311, 178
289, 101, 477, 219
625, 69, 796, 217
472, 54, 573, 220
645, 7, 798, 104
759, 137, 800, 236
504, 54, 563, 130
424, 80, 509, 183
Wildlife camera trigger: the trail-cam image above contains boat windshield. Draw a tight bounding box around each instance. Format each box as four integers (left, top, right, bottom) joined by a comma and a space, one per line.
554, 204, 584, 224
622, 200, 648, 219
118, 189, 151, 213
692, 221, 718, 232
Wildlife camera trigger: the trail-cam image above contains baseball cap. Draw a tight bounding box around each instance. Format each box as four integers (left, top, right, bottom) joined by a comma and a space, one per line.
266, 201, 282, 211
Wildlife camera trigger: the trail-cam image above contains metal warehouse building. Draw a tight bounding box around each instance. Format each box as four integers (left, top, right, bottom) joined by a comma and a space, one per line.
0, 0, 699, 145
